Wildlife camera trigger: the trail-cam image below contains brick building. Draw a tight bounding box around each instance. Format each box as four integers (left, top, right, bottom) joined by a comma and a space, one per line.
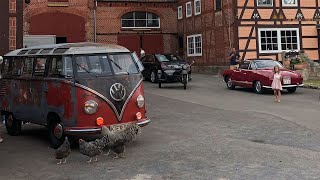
0, 0, 23, 56
24, 0, 178, 55
24, 0, 320, 67
177, 0, 235, 66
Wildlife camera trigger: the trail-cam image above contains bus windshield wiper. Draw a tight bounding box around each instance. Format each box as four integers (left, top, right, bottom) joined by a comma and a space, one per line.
76, 63, 98, 78
109, 59, 129, 75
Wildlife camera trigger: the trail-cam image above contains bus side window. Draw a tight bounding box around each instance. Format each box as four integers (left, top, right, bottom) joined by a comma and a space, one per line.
48, 57, 63, 77
12, 58, 25, 76
34, 57, 47, 76
63, 56, 73, 77
22, 58, 34, 77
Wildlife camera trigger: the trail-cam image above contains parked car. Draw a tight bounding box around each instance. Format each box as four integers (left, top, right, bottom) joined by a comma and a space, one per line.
140, 54, 193, 83
223, 59, 304, 94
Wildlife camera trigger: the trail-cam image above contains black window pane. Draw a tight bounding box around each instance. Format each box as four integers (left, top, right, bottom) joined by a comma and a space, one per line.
293, 44, 298, 49
281, 38, 286, 43
135, 20, 146, 27
272, 31, 277, 36
266, 31, 272, 37
292, 37, 297, 43
261, 38, 266, 43
147, 13, 159, 19
287, 37, 291, 43
267, 38, 271, 43
122, 20, 134, 27
261, 31, 266, 37
135, 12, 146, 19
281, 31, 285, 36
273, 44, 278, 50
282, 45, 286, 50
147, 20, 159, 27
292, 31, 297, 36
215, 0, 222, 10
286, 31, 291, 36
272, 38, 277, 43
122, 12, 134, 19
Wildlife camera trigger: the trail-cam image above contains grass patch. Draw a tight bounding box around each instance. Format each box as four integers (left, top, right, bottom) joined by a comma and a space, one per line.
304, 79, 320, 88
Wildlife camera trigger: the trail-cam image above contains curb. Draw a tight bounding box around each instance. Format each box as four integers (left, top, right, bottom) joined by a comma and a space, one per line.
301, 84, 320, 90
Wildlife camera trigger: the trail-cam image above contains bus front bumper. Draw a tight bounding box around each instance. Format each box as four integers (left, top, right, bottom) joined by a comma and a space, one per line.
64, 118, 151, 136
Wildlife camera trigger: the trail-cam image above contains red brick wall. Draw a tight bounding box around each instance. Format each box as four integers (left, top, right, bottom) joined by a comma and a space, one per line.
24, 0, 93, 42
178, 0, 236, 66
96, 2, 178, 54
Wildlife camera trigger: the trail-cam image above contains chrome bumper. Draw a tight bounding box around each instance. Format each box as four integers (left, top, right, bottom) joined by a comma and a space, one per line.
263, 84, 304, 89
64, 118, 151, 135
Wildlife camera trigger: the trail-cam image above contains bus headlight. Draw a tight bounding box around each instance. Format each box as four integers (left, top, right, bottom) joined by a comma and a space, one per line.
137, 95, 145, 108
84, 100, 98, 114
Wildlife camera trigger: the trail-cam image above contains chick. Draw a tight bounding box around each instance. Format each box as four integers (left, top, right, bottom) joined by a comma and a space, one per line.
55, 137, 71, 165
78, 138, 104, 163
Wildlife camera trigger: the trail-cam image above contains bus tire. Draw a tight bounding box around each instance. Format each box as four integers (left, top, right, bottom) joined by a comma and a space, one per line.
5, 113, 21, 136
48, 115, 65, 149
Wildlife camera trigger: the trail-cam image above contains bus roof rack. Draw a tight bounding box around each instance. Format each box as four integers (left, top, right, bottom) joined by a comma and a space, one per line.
4, 43, 130, 57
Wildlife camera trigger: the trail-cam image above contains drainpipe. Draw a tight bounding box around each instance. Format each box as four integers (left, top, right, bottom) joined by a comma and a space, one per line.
93, 0, 97, 43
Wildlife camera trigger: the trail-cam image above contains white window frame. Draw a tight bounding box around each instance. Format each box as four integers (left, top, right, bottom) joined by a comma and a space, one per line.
187, 34, 202, 57
282, 0, 298, 7
178, 6, 183, 19
186, 2, 192, 18
258, 28, 300, 54
194, 0, 201, 15
121, 12, 161, 29
257, 0, 273, 7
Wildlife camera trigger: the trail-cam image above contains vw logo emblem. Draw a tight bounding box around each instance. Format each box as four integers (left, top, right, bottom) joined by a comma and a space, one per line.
110, 83, 126, 101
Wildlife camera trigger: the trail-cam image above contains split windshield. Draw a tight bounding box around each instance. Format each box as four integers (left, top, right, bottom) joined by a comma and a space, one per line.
74, 53, 139, 77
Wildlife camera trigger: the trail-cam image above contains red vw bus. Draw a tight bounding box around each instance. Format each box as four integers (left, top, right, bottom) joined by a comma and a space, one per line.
0, 43, 150, 148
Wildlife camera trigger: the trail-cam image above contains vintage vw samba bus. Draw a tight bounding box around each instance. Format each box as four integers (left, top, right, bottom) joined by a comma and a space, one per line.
0, 43, 150, 148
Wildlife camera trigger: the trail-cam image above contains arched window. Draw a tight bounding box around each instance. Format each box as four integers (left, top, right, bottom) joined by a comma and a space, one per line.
121, 12, 160, 28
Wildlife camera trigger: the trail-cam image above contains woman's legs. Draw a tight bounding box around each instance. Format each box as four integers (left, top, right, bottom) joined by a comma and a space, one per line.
274, 90, 278, 101
277, 90, 281, 102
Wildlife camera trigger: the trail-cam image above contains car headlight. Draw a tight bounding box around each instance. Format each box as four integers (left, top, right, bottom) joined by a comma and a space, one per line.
137, 95, 145, 108
84, 100, 98, 114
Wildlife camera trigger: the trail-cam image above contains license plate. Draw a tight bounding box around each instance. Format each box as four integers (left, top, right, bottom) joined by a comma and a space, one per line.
109, 123, 131, 132
283, 77, 291, 84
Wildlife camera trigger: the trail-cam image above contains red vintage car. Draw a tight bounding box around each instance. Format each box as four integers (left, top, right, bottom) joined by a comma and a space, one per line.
223, 59, 304, 94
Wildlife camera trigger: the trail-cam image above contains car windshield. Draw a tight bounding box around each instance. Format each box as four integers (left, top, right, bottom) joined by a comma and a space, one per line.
155, 54, 170, 62
165, 55, 183, 62
253, 60, 283, 69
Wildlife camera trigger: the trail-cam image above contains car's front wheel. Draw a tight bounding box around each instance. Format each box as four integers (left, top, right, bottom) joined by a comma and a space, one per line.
253, 81, 264, 94
225, 76, 235, 90
287, 87, 297, 93
150, 71, 158, 83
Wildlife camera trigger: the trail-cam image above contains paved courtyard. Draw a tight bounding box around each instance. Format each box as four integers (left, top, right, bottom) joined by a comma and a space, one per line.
1, 74, 320, 180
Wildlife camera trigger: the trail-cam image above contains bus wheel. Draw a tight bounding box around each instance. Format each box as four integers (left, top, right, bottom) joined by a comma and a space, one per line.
48, 116, 64, 149
5, 113, 21, 136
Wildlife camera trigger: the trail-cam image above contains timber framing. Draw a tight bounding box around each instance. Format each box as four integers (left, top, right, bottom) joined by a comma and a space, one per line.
236, 0, 320, 61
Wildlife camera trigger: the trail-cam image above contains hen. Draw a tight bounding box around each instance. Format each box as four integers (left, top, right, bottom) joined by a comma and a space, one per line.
55, 136, 71, 165
101, 123, 141, 159
78, 138, 104, 163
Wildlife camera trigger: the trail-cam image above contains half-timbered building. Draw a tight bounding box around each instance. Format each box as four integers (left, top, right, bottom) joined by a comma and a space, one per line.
236, 0, 320, 61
